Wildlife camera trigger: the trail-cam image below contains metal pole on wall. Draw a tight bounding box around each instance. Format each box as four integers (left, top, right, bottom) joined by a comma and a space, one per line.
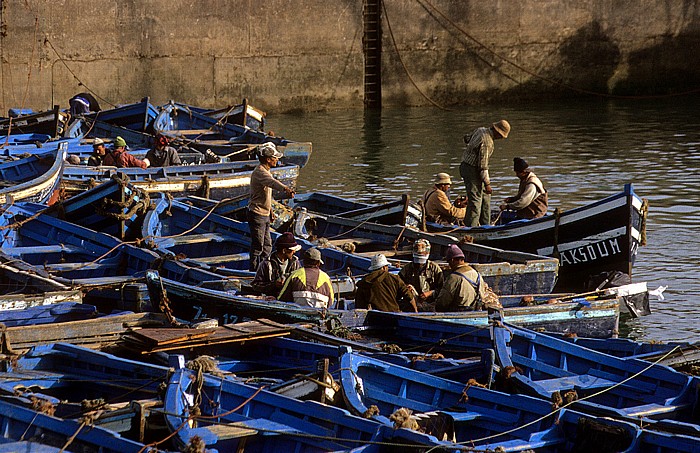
363, 0, 381, 110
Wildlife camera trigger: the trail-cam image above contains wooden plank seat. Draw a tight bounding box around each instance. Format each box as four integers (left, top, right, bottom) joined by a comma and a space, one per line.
181, 253, 249, 265
156, 233, 239, 247
4, 244, 85, 256
622, 401, 692, 418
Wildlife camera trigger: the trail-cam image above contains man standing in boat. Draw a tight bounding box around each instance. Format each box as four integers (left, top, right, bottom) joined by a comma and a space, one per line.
460, 119, 511, 227
145, 134, 182, 167
247, 142, 295, 271
278, 247, 334, 309
355, 254, 417, 312
103, 136, 150, 169
251, 232, 302, 296
398, 239, 443, 310
435, 244, 488, 312
499, 157, 548, 220
422, 173, 467, 225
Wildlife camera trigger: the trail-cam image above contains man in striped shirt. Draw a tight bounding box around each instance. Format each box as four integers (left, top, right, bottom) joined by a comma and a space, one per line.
459, 119, 510, 227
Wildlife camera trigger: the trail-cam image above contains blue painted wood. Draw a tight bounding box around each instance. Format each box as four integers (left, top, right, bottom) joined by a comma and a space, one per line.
164, 366, 450, 452
492, 322, 700, 438
0, 399, 158, 452
340, 350, 644, 451
84, 98, 159, 132
0, 142, 67, 204
0, 302, 97, 327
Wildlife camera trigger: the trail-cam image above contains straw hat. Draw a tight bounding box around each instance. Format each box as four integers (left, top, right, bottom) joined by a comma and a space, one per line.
492, 120, 511, 138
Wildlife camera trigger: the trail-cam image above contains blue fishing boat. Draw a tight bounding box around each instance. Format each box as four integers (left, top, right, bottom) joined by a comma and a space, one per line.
60, 159, 299, 200
0, 204, 229, 310
172, 98, 266, 131
0, 106, 69, 137
0, 342, 170, 413
84, 97, 159, 132
0, 142, 67, 205
0, 399, 159, 453
338, 350, 698, 452
418, 184, 647, 291
290, 194, 560, 296
0, 301, 97, 327
163, 365, 453, 452
142, 196, 382, 280
492, 321, 700, 436
154, 102, 312, 168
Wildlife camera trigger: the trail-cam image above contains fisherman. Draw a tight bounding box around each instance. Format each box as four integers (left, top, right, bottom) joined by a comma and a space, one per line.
499, 157, 548, 219
398, 239, 444, 311
460, 119, 511, 227
435, 244, 488, 312
278, 247, 334, 309
422, 173, 467, 225
251, 232, 302, 296
247, 142, 295, 271
355, 254, 417, 313
87, 138, 107, 166
103, 136, 150, 169
145, 134, 182, 167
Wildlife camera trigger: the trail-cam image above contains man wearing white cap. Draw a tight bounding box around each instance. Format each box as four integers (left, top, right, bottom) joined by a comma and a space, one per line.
87, 138, 107, 167
355, 254, 417, 312
398, 239, 443, 310
460, 119, 511, 227
247, 142, 296, 271
422, 173, 467, 225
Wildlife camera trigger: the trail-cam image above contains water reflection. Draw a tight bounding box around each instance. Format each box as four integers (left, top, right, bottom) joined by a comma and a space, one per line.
268, 96, 700, 342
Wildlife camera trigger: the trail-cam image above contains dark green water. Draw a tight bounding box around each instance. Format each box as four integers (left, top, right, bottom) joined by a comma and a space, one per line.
268, 97, 700, 342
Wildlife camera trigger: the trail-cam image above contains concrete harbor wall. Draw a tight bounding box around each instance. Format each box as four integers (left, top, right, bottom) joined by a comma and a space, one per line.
1, 0, 699, 113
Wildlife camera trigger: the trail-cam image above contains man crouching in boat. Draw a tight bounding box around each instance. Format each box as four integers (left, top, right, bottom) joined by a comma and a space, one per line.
422, 173, 467, 225
498, 157, 548, 220
278, 248, 334, 309
435, 244, 488, 312
355, 254, 418, 313
251, 232, 301, 296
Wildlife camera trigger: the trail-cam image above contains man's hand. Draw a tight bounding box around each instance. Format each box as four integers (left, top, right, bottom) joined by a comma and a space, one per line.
284, 186, 295, 198
419, 290, 433, 301
499, 203, 508, 211
484, 183, 493, 195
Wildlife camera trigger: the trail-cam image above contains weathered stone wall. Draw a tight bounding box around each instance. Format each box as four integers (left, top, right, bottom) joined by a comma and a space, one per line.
1, 0, 699, 113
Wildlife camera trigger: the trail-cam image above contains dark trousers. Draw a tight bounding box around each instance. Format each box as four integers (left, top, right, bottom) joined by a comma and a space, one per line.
247, 210, 272, 272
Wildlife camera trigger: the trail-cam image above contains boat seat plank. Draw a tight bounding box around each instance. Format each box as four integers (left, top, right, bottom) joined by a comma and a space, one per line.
623, 402, 692, 417
363, 386, 446, 414
207, 422, 258, 440
183, 253, 248, 265
586, 368, 657, 395
4, 245, 85, 256
535, 374, 616, 393
512, 354, 578, 379
157, 233, 239, 246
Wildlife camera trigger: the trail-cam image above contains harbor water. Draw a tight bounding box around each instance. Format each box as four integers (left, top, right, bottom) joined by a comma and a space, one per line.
268, 96, 700, 343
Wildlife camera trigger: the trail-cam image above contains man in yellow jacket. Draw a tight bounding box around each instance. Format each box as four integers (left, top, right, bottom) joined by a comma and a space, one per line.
278, 248, 334, 309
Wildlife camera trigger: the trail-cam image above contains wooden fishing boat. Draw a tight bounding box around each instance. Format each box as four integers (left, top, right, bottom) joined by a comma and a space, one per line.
420, 184, 647, 291
0, 142, 67, 205
154, 102, 312, 168
290, 194, 560, 296
338, 350, 696, 452
0, 302, 97, 327
0, 399, 158, 453
146, 269, 620, 337
163, 366, 452, 452
0, 342, 170, 409
492, 321, 700, 436
0, 204, 232, 311
0, 106, 69, 137
60, 159, 299, 200
173, 98, 266, 131
0, 289, 81, 311
141, 196, 385, 280
84, 97, 159, 132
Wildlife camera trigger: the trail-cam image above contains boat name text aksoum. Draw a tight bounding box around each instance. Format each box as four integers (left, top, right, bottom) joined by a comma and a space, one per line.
559, 238, 622, 266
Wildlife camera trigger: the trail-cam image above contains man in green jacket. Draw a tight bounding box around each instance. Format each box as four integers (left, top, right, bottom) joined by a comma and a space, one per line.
355, 254, 417, 312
